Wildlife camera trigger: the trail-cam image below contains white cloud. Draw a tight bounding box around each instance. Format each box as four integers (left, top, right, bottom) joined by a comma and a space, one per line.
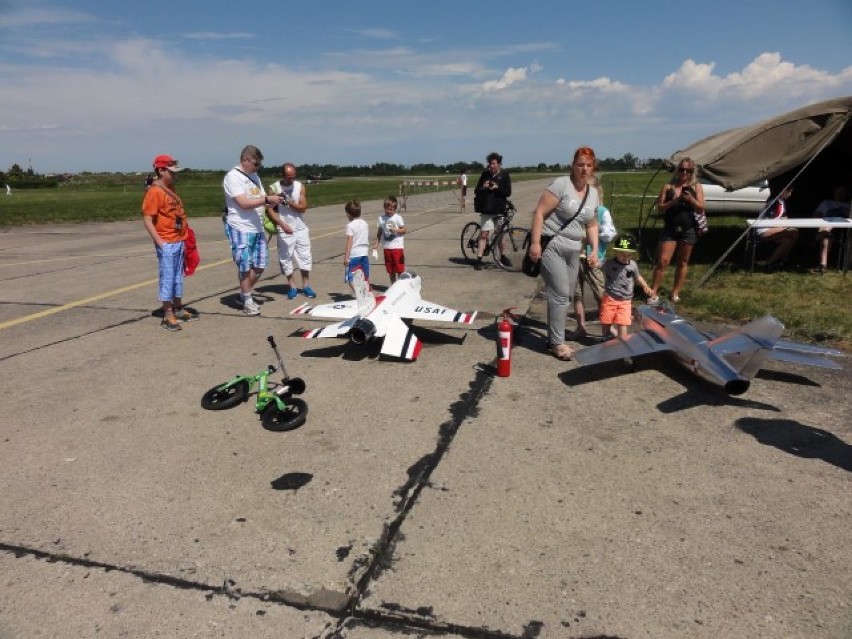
663, 52, 852, 101
480, 67, 529, 92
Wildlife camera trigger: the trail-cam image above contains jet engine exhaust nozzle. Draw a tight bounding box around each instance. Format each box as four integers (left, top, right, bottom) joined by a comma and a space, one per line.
350, 318, 377, 345
725, 379, 750, 396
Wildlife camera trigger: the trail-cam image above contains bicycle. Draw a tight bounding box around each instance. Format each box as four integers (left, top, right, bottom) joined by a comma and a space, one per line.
200, 335, 308, 432
460, 199, 530, 272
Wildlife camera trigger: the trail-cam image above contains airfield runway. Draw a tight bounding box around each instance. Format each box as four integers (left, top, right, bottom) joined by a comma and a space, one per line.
0, 179, 850, 639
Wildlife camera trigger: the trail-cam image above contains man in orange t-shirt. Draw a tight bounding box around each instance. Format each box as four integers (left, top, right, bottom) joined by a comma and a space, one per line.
142, 154, 198, 332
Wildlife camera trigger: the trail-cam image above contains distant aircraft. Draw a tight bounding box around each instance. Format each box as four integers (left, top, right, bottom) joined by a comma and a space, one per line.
290, 270, 477, 361
306, 173, 332, 183
573, 303, 844, 395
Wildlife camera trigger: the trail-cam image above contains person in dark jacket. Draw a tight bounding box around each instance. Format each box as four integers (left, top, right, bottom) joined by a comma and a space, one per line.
472, 152, 512, 270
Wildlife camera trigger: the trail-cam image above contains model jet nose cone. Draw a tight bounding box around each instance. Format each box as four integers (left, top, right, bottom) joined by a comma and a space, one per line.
725, 379, 750, 396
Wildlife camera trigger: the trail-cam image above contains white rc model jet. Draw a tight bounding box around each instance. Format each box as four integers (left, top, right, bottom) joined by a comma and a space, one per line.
573, 303, 845, 395
290, 270, 477, 361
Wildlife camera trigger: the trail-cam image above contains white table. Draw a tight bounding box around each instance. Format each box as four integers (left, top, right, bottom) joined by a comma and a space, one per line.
745, 217, 852, 273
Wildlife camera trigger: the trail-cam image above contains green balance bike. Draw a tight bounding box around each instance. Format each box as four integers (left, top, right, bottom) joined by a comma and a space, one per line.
201, 335, 307, 432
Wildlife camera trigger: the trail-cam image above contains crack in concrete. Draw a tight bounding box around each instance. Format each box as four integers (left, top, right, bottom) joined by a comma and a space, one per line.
2, 261, 571, 639
0, 542, 344, 614
351, 368, 494, 593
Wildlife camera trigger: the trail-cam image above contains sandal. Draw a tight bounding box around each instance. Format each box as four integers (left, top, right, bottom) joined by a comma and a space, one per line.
550, 344, 574, 361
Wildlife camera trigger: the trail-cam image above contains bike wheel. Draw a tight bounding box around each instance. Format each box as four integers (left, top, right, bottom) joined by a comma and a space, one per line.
201, 380, 249, 410
262, 398, 308, 432
460, 222, 481, 264
492, 226, 530, 272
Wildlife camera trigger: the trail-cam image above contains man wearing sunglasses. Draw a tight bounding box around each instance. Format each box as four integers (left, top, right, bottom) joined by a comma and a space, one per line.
223, 145, 285, 315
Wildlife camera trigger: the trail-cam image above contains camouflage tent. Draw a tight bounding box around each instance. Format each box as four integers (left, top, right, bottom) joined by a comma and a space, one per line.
670, 96, 852, 216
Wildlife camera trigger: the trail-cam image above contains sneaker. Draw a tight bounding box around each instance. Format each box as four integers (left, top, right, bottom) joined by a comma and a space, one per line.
173, 307, 199, 322
287, 288, 299, 300
160, 315, 182, 332
474, 259, 483, 271
240, 299, 261, 316
499, 254, 513, 268
302, 286, 317, 298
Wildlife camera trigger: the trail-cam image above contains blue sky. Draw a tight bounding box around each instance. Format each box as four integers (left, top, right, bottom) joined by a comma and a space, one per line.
1, 0, 851, 173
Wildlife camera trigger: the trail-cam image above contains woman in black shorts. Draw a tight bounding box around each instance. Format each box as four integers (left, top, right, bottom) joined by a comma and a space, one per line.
648, 157, 705, 303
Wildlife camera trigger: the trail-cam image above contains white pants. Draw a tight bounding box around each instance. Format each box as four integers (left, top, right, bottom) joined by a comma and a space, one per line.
275, 227, 312, 276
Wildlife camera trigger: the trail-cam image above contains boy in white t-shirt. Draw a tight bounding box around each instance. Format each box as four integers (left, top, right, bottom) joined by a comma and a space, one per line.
344, 199, 370, 292
372, 195, 407, 284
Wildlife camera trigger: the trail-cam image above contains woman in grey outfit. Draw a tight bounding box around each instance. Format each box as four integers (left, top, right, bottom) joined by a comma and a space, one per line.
528, 146, 600, 360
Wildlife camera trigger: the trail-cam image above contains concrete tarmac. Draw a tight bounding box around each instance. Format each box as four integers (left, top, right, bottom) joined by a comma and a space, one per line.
1, 179, 850, 639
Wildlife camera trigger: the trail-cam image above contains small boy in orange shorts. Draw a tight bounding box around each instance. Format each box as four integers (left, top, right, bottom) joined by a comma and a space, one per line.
599, 235, 652, 340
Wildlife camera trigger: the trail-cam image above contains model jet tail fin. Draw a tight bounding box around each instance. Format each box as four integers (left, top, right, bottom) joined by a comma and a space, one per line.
707, 316, 783, 377
351, 269, 375, 316
773, 339, 846, 358
302, 317, 358, 339
770, 341, 844, 370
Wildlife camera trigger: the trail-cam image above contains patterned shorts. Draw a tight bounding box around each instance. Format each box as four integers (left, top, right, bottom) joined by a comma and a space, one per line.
224, 224, 267, 275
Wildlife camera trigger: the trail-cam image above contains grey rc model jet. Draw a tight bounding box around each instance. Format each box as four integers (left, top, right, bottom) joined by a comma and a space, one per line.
573, 303, 845, 395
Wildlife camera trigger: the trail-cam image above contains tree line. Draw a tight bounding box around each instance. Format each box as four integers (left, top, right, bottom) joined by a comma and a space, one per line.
2, 153, 668, 186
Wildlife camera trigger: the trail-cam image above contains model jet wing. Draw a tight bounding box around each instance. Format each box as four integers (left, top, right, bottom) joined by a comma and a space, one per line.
291, 300, 361, 320
398, 299, 477, 324
380, 316, 423, 360
573, 330, 673, 366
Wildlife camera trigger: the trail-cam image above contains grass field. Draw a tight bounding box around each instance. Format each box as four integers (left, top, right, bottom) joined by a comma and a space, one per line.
2, 171, 849, 349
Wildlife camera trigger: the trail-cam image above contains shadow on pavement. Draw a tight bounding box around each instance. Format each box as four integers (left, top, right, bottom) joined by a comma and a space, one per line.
736, 417, 852, 472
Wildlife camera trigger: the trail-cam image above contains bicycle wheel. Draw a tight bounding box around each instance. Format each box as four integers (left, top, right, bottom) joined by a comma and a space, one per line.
460, 222, 481, 263
492, 226, 530, 272
262, 398, 308, 432
201, 380, 249, 410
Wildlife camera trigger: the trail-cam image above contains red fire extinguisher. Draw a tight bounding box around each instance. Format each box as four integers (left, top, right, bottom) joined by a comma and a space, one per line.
496, 310, 513, 377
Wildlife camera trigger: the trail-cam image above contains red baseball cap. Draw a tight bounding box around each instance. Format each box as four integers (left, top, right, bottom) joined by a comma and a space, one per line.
152, 154, 184, 171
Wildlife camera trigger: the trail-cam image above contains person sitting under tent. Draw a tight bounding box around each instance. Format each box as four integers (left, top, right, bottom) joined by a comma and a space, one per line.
813, 185, 850, 273
756, 187, 798, 271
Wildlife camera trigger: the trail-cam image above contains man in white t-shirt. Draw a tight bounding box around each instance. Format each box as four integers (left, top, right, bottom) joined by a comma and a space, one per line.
269, 163, 314, 299
223, 145, 285, 315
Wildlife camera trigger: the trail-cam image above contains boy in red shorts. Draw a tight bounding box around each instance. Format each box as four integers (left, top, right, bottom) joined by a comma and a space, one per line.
372, 195, 407, 284
599, 235, 652, 340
